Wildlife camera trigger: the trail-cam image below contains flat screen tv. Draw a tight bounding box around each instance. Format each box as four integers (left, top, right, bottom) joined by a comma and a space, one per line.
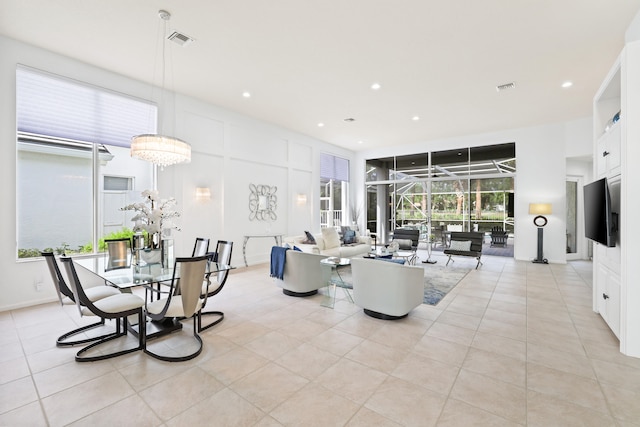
583, 177, 617, 247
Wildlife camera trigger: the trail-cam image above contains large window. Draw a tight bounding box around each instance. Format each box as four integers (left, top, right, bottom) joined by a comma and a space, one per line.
16, 66, 156, 259
366, 143, 516, 246
320, 153, 350, 229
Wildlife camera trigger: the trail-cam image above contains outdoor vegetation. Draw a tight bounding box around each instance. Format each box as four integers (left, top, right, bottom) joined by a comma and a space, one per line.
18, 228, 137, 259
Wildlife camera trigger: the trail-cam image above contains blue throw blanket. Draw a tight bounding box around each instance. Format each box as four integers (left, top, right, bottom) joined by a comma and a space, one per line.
270, 246, 289, 280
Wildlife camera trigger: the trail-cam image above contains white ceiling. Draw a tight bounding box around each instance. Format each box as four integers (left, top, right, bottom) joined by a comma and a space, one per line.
2, 1, 639, 151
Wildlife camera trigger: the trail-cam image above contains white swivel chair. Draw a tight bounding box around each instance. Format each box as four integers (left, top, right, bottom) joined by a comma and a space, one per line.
277, 249, 331, 297
351, 258, 424, 320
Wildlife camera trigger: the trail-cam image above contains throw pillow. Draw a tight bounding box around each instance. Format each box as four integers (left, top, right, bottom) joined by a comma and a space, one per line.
303, 231, 316, 244
449, 240, 472, 251
322, 227, 341, 249
343, 230, 356, 244
293, 245, 302, 252
393, 238, 413, 250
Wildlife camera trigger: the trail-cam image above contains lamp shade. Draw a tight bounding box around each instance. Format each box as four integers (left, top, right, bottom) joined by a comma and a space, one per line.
130, 134, 191, 167
529, 203, 552, 215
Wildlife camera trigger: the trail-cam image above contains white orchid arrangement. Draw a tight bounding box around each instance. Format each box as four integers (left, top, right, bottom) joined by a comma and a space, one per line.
121, 190, 180, 237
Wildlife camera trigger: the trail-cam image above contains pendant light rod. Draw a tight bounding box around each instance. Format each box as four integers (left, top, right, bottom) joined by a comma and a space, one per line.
131, 9, 191, 168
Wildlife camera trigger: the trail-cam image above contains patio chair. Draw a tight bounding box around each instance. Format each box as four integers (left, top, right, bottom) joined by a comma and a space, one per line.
390, 228, 420, 264
490, 226, 508, 247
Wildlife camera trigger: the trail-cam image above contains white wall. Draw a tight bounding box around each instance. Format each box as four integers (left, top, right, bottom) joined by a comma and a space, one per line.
0, 35, 352, 311
0, 34, 593, 311
626, 8, 640, 43
355, 119, 592, 264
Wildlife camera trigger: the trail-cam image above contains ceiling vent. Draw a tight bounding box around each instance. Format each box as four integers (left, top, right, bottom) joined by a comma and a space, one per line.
167, 31, 195, 47
496, 82, 516, 92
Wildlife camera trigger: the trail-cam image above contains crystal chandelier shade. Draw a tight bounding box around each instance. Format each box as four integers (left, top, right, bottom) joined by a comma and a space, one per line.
130, 134, 191, 167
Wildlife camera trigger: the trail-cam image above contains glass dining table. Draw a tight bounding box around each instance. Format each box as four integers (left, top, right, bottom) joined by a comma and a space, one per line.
73, 255, 234, 339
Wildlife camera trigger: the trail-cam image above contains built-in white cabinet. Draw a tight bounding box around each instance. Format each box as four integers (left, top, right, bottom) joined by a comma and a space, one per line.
596, 122, 621, 178
595, 252, 621, 338
593, 40, 640, 358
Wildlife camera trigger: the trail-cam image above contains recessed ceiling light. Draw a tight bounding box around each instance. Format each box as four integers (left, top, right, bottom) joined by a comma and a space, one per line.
242, 91, 251, 98
358, 140, 363, 144
561, 81, 573, 88
371, 83, 381, 90
317, 122, 325, 127
412, 116, 420, 121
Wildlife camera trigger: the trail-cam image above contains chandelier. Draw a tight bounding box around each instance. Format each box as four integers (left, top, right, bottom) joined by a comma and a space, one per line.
131, 10, 191, 168
130, 134, 190, 167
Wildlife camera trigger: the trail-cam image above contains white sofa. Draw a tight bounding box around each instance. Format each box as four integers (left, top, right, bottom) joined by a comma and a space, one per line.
350, 257, 424, 319
283, 229, 371, 258
276, 249, 331, 297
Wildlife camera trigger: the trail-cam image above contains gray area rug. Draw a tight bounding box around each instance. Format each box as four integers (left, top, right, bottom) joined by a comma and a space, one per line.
333, 264, 471, 306
422, 265, 471, 305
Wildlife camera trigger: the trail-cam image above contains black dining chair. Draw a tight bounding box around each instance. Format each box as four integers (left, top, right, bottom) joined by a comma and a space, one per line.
60, 256, 146, 362
42, 252, 122, 347
144, 255, 209, 362
192, 237, 210, 257
198, 240, 233, 332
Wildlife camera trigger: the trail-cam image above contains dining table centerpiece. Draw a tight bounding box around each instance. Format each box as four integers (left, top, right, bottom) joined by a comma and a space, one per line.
121, 190, 180, 266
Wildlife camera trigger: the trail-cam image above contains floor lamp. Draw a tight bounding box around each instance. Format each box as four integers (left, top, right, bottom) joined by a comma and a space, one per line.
529, 203, 552, 264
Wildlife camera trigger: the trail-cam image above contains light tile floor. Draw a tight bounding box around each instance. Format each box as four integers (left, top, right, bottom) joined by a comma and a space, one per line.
2, 252, 640, 426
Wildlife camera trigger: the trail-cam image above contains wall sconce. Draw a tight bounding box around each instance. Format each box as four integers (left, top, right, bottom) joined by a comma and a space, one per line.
529, 202, 552, 264
296, 194, 307, 205
195, 187, 211, 201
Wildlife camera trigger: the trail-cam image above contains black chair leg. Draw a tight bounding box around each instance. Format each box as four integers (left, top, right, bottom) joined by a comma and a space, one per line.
56, 318, 119, 347
75, 310, 146, 362
144, 314, 203, 362
198, 310, 224, 332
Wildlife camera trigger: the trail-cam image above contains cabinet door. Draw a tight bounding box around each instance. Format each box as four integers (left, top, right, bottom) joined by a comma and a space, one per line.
595, 263, 621, 338
596, 136, 608, 178
607, 123, 621, 177
607, 272, 621, 338
596, 263, 609, 315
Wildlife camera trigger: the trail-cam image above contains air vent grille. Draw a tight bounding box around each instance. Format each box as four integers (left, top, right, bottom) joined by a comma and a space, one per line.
496, 82, 516, 92
167, 31, 194, 46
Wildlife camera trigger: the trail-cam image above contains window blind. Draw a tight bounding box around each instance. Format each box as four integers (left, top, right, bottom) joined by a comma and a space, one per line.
16, 65, 156, 148
320, 153, 349, 182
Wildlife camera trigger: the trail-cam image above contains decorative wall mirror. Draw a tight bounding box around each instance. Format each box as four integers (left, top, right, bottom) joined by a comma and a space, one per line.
249, 184, 277, 221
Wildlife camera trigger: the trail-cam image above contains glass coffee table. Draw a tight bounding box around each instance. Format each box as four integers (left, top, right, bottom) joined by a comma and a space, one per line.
365, 247, 417, 265
319, 257, 353, 308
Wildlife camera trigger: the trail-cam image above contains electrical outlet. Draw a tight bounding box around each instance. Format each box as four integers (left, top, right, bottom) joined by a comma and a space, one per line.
34, 279, 43, 292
